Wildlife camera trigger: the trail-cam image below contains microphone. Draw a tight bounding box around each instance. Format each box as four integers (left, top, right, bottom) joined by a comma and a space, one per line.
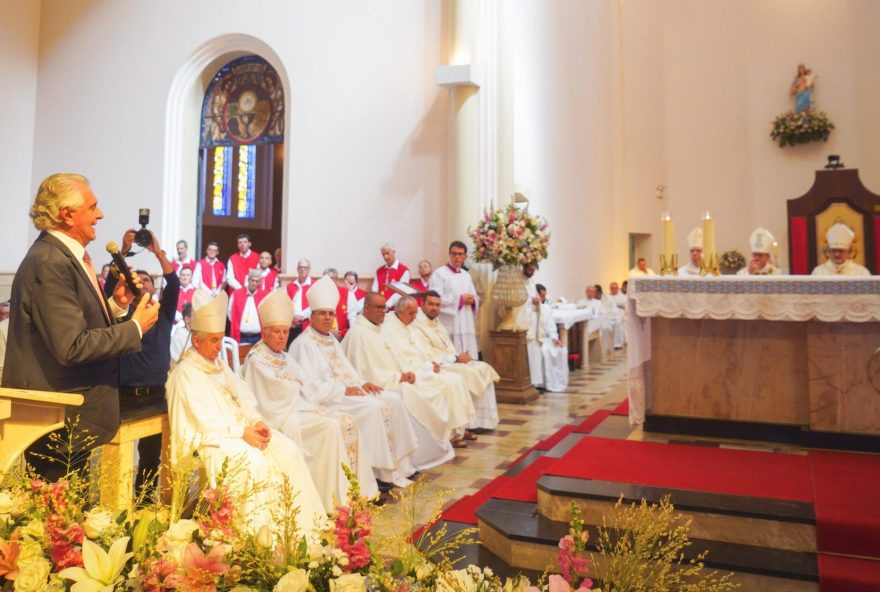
106, 241, 141, 299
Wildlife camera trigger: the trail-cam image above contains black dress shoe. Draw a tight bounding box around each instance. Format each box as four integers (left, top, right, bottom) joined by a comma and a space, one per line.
407, 471, 421, 480
376, 479, 394, 493
469, 427, 492, 435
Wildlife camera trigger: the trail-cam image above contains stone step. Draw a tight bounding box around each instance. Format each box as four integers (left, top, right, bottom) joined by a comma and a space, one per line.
477, 498, 819, 592
536, 474, 816, 552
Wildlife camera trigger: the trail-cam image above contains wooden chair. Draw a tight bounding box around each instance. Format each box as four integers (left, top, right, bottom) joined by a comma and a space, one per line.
787, 167, 880, 274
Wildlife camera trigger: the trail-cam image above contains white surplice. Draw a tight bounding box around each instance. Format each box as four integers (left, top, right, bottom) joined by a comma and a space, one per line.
241, 341, 378, 510
522, 278, 543, 388
166, 349, 326, 536
288, 326, 419, 482
600, 295, 626, 349
811, 259, 871, 276
412, 309, 500, 430
678, 261, 702, 276
169, 325, 190, 367
428, 264, 480, 359
537, 301, 569, 392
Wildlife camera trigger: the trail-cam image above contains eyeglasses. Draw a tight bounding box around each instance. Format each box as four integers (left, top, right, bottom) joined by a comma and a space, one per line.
450, 251, 466, 257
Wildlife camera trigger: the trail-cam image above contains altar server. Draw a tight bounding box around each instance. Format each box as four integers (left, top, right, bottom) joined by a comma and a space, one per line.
429, 241, 481, 359
811, 223, 871, 276
678, 227, 703, 276
737, 227, 783, 276
242, 288, 378, 509
532, 285, 569, 392
289, 276, 420, 485
166, 289, 326, 535
372, 243, 410, 309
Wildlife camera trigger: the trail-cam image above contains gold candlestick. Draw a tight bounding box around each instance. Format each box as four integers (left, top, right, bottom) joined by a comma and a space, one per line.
660, 253, 678, 276
700, 252, 720, 276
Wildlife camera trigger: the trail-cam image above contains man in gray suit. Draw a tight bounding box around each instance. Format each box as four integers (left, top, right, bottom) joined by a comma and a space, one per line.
2, 173, 159, 479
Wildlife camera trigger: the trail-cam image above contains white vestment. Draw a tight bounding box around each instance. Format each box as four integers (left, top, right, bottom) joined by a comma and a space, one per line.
241, 341, 378, 510
736, 263, 783, 276
169, 325, 190, 367
288, 327, 419, 481
411, 309, 500, 430
342, 316, 473, 449
522, 279, 544, 388
628, 266, 657, 277
166, 349, 325, 536
677, 261, 701, 276
811, 260, 871, 276
429, 264, 480, 359
600, 295, 626, 349
577, 298, 614, 354
537, 301, 569, 392
609, 292, 627, 311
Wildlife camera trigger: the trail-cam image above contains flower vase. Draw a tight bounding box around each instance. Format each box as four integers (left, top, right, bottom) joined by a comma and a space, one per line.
492, 264, 528, 331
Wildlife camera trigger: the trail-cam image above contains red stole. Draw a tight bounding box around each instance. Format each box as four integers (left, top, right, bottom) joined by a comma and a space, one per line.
410, 278, 429, 306
375, 262, 410, 300
286, 280, 312, 330
177, 285, 196, 315
199, 258, 225, 290
229, 251, 260, 289
229, 287, 266, 342
335, 286, 350, 336
172, 259, 196, 275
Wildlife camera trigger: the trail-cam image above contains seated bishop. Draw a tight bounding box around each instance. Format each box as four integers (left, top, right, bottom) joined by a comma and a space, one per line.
737, 227, 783, 276
347, 293, 476, 452
242, 288, 379, 511
678, 227, 703, 276
811, 223, 871, 277
288, 275, 420, 487
412, 291, 500, 431
166, 289, 326, 536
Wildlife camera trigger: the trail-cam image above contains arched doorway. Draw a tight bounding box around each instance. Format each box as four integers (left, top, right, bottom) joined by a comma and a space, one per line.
197, 55, 285, 273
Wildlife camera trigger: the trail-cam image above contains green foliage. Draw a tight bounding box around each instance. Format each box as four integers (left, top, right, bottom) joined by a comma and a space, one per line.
770, 110, 834, 147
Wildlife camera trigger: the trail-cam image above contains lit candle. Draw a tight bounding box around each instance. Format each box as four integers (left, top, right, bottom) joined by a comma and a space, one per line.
661, 212, 675, 259
701, 211, 716, 261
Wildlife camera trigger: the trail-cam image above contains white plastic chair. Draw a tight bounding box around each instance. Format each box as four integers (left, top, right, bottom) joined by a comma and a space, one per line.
221, 337, 240, 373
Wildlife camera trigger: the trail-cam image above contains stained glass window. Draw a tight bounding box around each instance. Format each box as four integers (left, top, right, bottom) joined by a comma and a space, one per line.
212, 146, 232, 216
237, 145, 256, 219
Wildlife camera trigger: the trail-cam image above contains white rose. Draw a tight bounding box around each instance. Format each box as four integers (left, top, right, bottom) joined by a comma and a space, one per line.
0, 490, 15, 516
83, 507, 116, 539
19, 520, 47, 546
14, 557, 51, 592
161, 519, 199, 564
329, 573, 366, 592
274, 568, 310, 592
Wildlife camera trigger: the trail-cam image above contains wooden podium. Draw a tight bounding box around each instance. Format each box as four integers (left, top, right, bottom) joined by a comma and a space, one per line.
0, 387, 83, 474
484, 330, 539, 404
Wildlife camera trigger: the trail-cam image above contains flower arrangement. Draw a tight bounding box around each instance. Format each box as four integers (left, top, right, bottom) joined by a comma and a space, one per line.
719, 250, 746, 273
469, 205, 550, 269
770, 110, 834, 147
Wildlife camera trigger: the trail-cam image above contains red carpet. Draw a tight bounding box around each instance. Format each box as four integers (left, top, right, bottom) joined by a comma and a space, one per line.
548, 436, 814, 502
575, 410, 611, 433
493, 457, 559, 502
809, 450, 880, 557
535, 425, 576, 450
818, 555, 880, 592
442, 473, 511, 524
611, 399, 629, 416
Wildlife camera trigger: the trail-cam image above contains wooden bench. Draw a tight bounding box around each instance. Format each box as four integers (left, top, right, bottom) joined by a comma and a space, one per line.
99, 402, 170, 510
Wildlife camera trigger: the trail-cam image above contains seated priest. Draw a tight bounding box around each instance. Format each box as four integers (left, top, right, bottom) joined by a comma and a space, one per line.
241, 288, 379, 510
597, 284, 625, 349
577, 285, 614, 354
678, 227, 703, 276
737, 227, 783, 276
608, 282, 626, 311
342, 291, 475, 460
628, 257, 656, 277
811, 223, 871, 276
413, 290, 500, 431
288, 276, 420, 487
166, 289, 326, 536
530, 284, 569, 392
378, 295, 479, 446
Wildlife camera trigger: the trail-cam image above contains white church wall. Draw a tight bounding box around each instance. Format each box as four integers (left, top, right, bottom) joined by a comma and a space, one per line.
621, 0, 880, 271
0, 0, 41, 276
27, 0, 448, 276
511, 0, 627, 301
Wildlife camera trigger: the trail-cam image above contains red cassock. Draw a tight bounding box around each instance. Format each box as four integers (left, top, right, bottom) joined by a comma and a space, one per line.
198, 258, 225, 291
335, 286, 350, 336
375, 263, 410, 301
228, 251, 261, 291
172, 259, 196, 275
259, 268, 279, 293
410, 278, 429, 307
177, 285, 196, 316
229, 287, 267, 343
286, 280, 312, 331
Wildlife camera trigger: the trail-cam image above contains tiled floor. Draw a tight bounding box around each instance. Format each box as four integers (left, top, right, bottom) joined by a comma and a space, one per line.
373, 348, 629, 537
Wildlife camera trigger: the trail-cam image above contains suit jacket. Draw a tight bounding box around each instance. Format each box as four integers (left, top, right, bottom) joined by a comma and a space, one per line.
2, 232, 142, 445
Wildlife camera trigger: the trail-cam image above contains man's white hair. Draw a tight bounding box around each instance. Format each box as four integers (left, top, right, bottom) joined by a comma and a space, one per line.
297, 258, 311, 268
381, 242, 396, 251
396, 295, 418, 312
30, 173, 90, 231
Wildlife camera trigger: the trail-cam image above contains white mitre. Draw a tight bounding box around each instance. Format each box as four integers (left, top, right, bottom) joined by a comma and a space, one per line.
257, 288, 294, 328
308, 275, 340, 311
687, 227, 703, 250
748, 227, 775, 254
826, 223, 855, 250
192, 288, 227, 333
